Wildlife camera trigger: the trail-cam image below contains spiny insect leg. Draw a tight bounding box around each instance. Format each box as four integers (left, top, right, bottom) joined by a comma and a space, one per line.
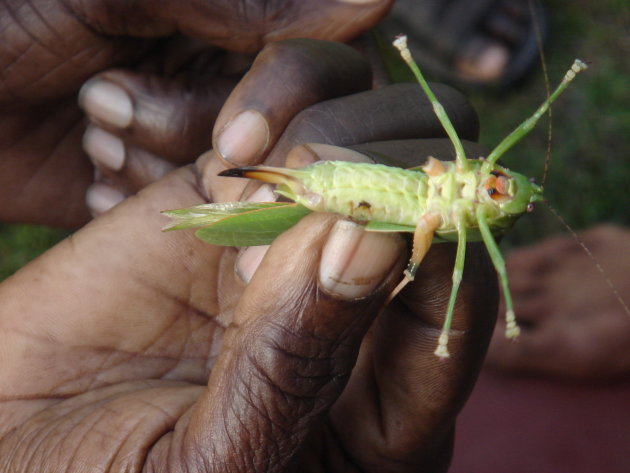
392, 35, 469, 172
476, 207, 521, 339
387, 214, 441, 303
435, 220, 467, 359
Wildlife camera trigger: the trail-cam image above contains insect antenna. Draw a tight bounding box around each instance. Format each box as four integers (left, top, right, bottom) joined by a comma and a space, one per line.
529, 0, 553, 188
544, 202, 630, 317
527, 2, 628, 319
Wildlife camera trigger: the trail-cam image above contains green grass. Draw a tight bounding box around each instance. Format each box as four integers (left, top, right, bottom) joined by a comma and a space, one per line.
0, 224, 68, 280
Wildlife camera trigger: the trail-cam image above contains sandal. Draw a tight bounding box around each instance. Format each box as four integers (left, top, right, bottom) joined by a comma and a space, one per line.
380, 0, 547, 88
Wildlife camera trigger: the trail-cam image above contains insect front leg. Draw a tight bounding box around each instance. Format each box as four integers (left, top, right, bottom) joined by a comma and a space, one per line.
393, 35, 469, 172
388, 213, 441, 302
476, 207, 521, 340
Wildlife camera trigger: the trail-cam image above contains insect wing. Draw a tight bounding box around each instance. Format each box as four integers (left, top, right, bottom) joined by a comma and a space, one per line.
194, 203, 312, 246
162, 202, 292, 231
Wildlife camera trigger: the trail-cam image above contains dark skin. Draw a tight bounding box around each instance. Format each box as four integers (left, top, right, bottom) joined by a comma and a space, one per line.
0, 2, 499, 471
57, 0, 629, 386
0, 0, 392, 227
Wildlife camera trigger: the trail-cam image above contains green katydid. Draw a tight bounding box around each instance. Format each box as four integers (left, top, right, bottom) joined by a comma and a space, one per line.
164, 35, 588, 358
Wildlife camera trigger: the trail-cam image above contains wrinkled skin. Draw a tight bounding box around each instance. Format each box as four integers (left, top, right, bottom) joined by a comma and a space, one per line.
0, 0, 392, 227
487, 224, 630, 381
0, 2, 500, 471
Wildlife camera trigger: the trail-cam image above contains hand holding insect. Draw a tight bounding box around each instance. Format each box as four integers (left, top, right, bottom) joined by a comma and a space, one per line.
166, 36, 588, 358
0, 38, 498, 472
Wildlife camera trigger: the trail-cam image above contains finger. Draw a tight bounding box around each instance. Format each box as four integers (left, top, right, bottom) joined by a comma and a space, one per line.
85, 181, 126, 217
282, 138, 488, 179
487, 307, 607, 380
486, 320, 577, 377
278, 140, 497, 468
352, 138, 489, 167
2, 0, 389, 105
488, 306, 630, 381
159, 214, 406, 471
211, 39, 373, 167
136, 0, 393, 52
328, 242, 497, 469
79, 68, 236, 165
82, 126, 178, 198
0, 99, 93, 227
263, 82, 480, 168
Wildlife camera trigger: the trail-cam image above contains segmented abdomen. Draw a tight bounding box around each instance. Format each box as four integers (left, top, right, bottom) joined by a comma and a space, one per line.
296, 161, 428, 225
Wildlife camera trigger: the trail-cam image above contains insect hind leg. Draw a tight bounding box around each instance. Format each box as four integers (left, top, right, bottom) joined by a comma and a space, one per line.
387, 214, 441, 303
434, 220, 467, 359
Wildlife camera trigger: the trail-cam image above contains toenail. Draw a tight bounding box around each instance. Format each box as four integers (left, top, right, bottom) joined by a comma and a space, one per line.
83, 126, 125, 171
79, 79, 133, 128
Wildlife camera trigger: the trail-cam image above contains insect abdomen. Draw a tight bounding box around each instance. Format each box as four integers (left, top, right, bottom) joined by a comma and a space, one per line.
296, 162, 428, 225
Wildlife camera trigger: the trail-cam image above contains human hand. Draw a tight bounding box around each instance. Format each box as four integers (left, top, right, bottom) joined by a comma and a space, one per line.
0, 42, 498, 471
486, 225, 630, 381
0, 0, 392, 227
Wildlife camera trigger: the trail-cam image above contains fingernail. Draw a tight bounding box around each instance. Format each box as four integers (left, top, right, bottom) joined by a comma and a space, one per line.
215, 110, 269, 165
236, 245, 270, 283
319, 221, 403, 299
246, 184, 277, 203
85, 183, 125, 215
83, 126, 125, 171
285, 143, 374, 169
79, 79, 133, 128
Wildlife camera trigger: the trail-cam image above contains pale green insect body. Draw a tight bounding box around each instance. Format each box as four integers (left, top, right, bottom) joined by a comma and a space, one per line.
275, 161, 430, 225
261, 159, 543, 242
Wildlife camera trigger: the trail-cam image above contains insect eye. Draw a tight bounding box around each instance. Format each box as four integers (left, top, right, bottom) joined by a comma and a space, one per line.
485, 175, 511, 202
495, 176, 509, 194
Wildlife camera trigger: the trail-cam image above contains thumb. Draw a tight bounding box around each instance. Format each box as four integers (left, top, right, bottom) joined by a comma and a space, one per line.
163, 214, 405, 471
